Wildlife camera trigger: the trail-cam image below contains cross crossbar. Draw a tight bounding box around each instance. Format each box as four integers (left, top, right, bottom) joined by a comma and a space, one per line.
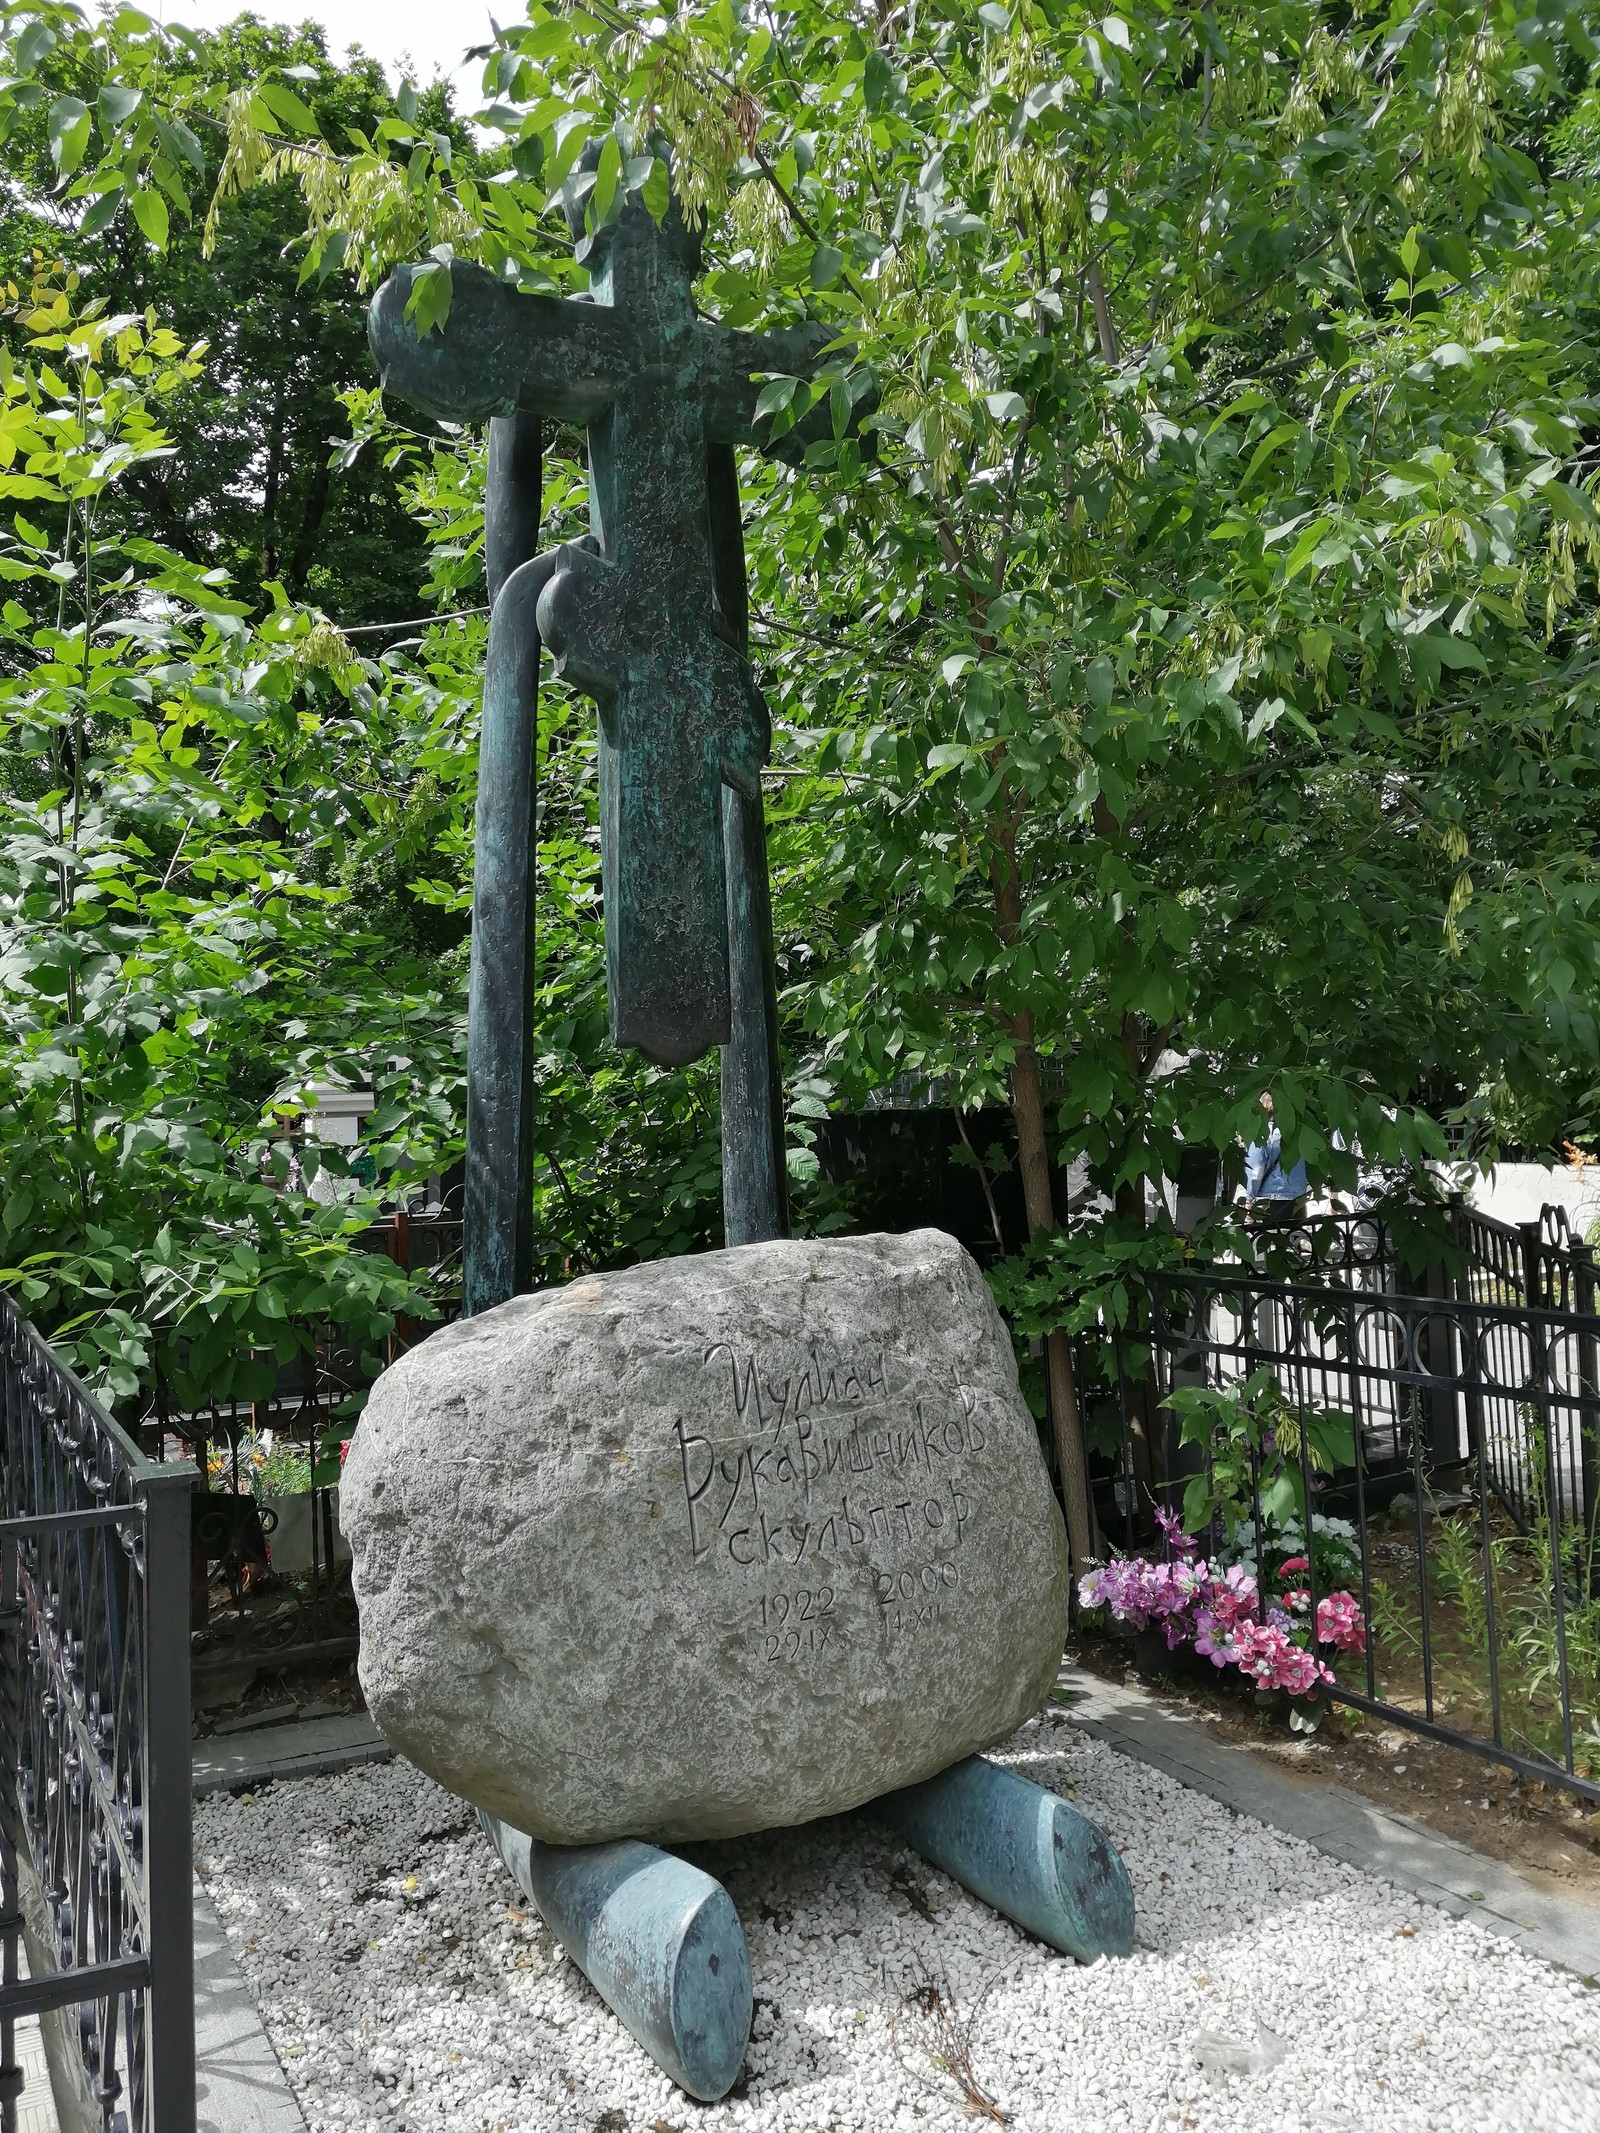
370, 260, 832, 454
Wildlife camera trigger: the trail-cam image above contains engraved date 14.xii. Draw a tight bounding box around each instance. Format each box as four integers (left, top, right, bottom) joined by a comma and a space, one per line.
756, 1586, 835, 1662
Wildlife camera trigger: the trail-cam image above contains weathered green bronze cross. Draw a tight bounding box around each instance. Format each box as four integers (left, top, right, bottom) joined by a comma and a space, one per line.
369, 172, 840, 1308
371, 198, 831, 1068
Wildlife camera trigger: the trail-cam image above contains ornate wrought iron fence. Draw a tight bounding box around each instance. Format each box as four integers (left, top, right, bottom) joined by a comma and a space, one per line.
1137, 1268, 1600, 1803
1245, 1207, 1400, 1293
1453, 1204, 1600, 1530
0, 1291, 195, 2133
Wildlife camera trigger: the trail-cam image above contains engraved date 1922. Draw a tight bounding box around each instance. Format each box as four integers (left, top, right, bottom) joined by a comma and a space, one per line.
755, 1588, 836, 1629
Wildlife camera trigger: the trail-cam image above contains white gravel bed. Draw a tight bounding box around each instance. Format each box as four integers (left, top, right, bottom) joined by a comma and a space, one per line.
195, 1709, 1600, 2133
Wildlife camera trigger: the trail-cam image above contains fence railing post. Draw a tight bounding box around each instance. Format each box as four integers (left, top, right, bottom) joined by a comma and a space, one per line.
1411, 1250, 1460, 1478
139, 1468, 196, 2133
1518, 1220, 1543, 1310
0, 1531, 21, 2133
1577, 1244, 1600, 1596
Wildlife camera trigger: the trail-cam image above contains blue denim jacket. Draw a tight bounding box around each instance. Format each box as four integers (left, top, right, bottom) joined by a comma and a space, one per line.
1245, 1127, 1307, 1202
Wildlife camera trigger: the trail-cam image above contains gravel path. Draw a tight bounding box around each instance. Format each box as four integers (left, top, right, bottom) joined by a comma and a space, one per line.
194, 1709, 1600, 2132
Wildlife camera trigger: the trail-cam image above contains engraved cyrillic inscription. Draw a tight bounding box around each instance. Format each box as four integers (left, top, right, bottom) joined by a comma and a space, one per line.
675, 1339, 985, 1573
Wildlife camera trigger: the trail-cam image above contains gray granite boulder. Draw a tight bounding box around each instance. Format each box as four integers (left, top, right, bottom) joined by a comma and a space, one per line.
341, 1228, 1069, 1843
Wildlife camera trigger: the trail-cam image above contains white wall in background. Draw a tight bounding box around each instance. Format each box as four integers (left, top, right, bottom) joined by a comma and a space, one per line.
1468, 1161, 1599, 1238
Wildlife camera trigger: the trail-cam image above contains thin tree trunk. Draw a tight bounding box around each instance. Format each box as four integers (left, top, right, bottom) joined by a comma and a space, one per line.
1010, 1017, 1096, 1575
287, 432, 333, 596
1113, 1171, 1156, 1510
261, 392, 286, 583
1087, 261, 1120, 365
987, 812, 1097, 1574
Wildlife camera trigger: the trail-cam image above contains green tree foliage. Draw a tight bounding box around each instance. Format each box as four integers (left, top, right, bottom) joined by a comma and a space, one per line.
0, 13, 462, 621
0, 270, 458, 1412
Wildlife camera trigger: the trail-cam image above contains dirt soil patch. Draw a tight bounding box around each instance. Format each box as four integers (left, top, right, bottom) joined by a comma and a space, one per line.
192, 1560, 366, 1734
1068, 1627, 1600, 1895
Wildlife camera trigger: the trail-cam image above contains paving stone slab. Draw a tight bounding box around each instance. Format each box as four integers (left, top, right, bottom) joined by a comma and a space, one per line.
194, 1879, 308, 2133
193, 1713, 393, 1798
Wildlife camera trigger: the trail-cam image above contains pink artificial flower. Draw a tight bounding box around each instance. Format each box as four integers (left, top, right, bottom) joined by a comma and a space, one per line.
1154, 1504, 1199, 1556
1278, 1556, 1310, 1578
1208, 1563, 1259, 1633
1315, 1590, 1367, 1653
1231, 1618, 1334, 1695
1192, 1609, 1234, 1667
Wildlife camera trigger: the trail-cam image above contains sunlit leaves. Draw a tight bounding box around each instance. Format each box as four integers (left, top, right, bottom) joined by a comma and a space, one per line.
46, 93, 89, 177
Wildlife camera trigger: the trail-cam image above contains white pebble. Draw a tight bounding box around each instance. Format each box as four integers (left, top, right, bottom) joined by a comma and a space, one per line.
193, 1717, 1600, 2131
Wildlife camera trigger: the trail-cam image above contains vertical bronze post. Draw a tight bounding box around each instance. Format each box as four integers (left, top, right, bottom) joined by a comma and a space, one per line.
707, 444, 788, 1247
463, 413, 546, 1317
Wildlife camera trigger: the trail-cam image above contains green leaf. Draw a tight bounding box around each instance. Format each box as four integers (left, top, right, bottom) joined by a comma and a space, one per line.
1262, 1470, 1303, 1528
167, 114, 208, 172
591, 134, 623, 229
1425, 633, 1487, 673
404, 260, 453, 338
99, 84, 143, 131
1239, 421, 1298, 490
810, 243, 844, 290
1181, 1474, 1212, 1532
640, 155, 671, 227
1544, 483, 1600, 532
15, 21, 57, 71
77, 188, 123, 240
47, 95, 91, 179
753, 377, 797, 419
130, 189, 170, 250
1304, 1409, 1357, 1472
258, 81, 321, 135
1280, 516, 1332, 580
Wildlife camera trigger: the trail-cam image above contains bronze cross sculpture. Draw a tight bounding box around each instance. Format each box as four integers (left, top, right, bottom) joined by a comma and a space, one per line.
369, 172, 831, 1312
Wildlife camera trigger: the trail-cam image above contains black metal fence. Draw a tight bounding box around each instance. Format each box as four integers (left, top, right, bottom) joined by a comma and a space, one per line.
1130, 1267, 1600, 1803
0, 1292, 195, 2132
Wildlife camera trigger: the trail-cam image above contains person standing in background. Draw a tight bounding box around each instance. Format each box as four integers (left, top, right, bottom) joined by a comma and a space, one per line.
1244, 1091, 1306, 1222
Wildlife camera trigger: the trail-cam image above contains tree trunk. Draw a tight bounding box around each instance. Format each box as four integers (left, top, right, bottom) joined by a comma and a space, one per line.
986, 813, 1097, 1575
1010, 1016, 1096, 1575
1113, 1172, 1156, 1514
261, 392, 286, 583
287, 427, 334, 597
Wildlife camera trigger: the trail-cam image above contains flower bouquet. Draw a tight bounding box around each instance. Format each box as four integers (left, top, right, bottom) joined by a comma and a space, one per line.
1078, 1508, 1366, 1729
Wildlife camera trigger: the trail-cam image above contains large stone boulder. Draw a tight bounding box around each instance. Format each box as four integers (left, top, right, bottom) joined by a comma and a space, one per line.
342, 1228, 1069, 1843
